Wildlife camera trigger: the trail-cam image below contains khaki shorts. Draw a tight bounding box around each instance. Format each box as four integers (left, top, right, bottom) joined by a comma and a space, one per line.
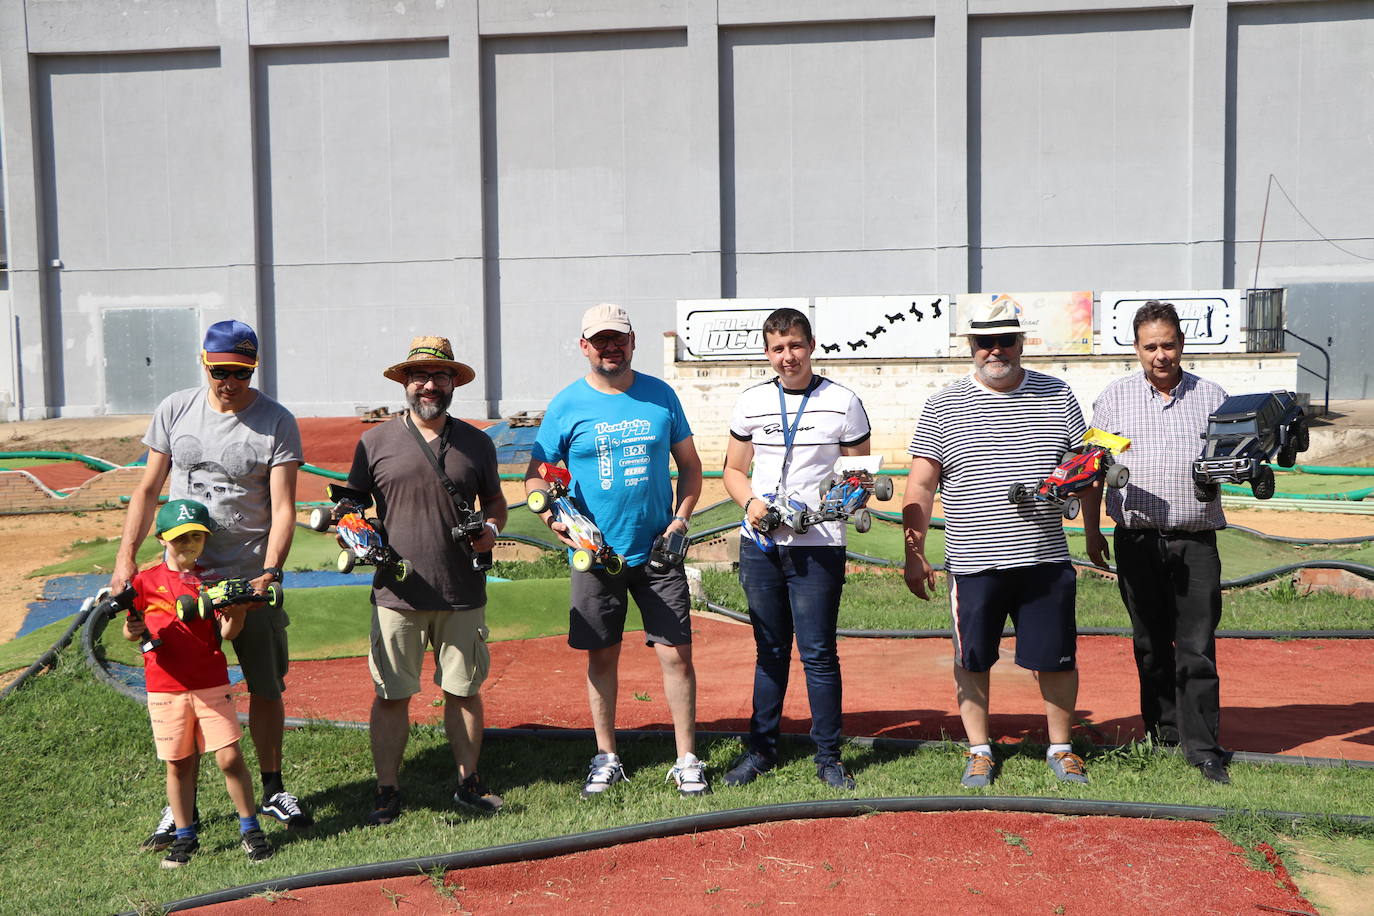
230, 603, 290, 700
369, 605, 490, 700
147, 687, 242, 762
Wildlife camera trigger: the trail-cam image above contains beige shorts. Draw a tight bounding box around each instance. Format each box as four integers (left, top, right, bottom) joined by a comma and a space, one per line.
147, 687, 242, 762
369, 605, 490, 700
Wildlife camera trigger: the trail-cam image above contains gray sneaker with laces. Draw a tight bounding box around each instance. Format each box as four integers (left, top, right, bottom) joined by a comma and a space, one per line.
666, 753, 711, 797
581, 752, 627, 799
960, 751, 997, 789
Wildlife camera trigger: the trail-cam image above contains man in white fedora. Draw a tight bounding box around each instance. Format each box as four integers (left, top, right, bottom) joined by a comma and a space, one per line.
900, 296, 1091, 789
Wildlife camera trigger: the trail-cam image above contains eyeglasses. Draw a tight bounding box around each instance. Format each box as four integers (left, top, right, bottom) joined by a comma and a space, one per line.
973, 334, 1021, 350
406, 370, 455, 386
584, 333, 630, 350
208, 367, 254, 380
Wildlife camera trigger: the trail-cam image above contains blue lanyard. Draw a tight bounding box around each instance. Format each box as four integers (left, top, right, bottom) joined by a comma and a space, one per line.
775, 378, 817, 492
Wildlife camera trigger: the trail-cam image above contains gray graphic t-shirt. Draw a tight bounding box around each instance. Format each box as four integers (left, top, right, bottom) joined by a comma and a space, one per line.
144, 387, 303, 576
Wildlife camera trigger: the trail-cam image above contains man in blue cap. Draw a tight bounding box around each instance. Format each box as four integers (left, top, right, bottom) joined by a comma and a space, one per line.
112, 319, 313, 850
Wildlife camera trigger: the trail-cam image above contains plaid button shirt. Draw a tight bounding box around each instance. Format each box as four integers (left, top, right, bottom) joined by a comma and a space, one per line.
1090, 370, 1228, 532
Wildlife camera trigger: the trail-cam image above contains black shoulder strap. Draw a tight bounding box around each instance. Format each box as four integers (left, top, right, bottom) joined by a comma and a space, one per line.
404, 414, 464, 503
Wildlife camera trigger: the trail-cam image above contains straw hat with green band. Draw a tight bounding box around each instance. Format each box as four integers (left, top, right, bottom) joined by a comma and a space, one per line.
382, 336, 476, 386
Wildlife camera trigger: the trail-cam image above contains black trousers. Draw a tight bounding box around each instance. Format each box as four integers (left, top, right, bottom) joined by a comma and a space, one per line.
1113, 529, 1224, 765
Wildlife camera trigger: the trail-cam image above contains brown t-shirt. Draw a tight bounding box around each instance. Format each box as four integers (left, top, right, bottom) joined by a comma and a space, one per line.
346, 415, 501, 611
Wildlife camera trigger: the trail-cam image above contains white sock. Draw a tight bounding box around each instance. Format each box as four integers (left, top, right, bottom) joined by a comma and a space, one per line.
1047, 743, 1072, 758
969, 744, 993, 758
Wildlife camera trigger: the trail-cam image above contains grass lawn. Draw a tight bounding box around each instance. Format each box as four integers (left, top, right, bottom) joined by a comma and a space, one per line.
1, 658, 1371, 916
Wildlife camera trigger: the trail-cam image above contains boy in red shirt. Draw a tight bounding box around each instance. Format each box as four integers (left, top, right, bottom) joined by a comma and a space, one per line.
124, 498, 273, 868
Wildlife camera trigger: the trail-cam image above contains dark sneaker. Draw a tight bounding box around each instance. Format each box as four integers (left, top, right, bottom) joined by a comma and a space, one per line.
241, 827, 273, 862
816, 761, 856, 790
1198, 759, 1231, 784
1048, 751, 1090, 785
160, 834, 199, 869
260, 790, 315, 829
367, 786, 401, 826
722, 752, 775, 787
581, 753, 628, 799
454, 774, 504, 814
143, 805, 199, 852
960, 752, 997, 789
666, 753, 712, 798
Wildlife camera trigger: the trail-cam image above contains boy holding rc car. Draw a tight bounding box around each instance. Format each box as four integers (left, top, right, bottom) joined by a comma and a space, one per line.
122, 499, 273, 868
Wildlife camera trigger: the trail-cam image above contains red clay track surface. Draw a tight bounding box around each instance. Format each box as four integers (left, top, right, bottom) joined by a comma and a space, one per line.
199, 812, 1315, 915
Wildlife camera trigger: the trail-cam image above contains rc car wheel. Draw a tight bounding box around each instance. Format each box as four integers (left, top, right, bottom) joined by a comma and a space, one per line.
853, 508, 872, 534
1193, 480, 1219, 502
1277, 446, 1296, 469
571, 548, 594, 573
196, 593, 215, 620
337, 549, 356, 574
1295, 419, 1310, 453
1062, 495, 1081, 520
874, 476, 895, 501
393, 560, 411, 583
264, 584, 283, 610
175, 594, 199, 622
1105, 464, 1130, 489
526, 490, 549, 515
1252, 464, 1276, 500
604, 554, 626, 576
308, 507, 331, 532
1007, 482, 1029, 504
792, 513, 810, 536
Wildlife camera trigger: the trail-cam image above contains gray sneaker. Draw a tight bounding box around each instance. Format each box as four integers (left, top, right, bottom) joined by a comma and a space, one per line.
1048, 751, 1089, 785
666, 753, 711, 798
960, 751, 997, 788
581, 753, 627, 799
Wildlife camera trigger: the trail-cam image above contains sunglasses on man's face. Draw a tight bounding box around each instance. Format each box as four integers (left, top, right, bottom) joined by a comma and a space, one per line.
974, 334, 1021, 350
208, 367, 254, 381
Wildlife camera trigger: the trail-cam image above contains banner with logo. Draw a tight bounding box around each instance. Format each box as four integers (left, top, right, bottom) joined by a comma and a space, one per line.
812, 295, 950, 359
676, 299, 806, 361
1098, 290, 1245, 354
956, 291, 1093, 355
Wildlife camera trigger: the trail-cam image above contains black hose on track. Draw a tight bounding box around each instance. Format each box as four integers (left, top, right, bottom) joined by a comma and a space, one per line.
135, 795, 1373, 914
0, 597, 97, 700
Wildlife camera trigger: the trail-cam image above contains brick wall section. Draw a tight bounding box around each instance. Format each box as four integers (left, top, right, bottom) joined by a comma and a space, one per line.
0, 467, 157, 515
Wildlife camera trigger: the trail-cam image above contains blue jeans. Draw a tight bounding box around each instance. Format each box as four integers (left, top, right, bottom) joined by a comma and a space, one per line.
738, 540, 847, 764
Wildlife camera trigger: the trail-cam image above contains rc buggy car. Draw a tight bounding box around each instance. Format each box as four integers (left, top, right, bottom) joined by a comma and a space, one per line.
181, 577, 283, 621
739, 493, 811, 553
1008, 428, 1132, 520
1192, 390, 1308, 501
810, 456, 896, 533
309, 484, 411, 580
527, 462, 625, 574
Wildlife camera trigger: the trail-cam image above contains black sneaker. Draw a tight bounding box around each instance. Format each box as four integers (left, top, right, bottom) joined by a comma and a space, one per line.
241, 827, 273, 862
160, 834, 199, 869
142, 805, 200, 852
454, 774, 504, 814
367, 786, 401, 826
722, 752, 775, 787
816, 761, 856, 790
260, 790, 315, 829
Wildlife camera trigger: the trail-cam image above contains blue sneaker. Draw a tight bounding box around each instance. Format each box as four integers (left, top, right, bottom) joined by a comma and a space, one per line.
1048, 751, 1089, 785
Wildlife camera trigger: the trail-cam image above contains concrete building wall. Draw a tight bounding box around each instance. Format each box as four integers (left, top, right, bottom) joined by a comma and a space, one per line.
0, 0, 1370, 419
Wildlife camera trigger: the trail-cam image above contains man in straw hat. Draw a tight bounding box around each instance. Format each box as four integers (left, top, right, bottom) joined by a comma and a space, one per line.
524, 304, 708, 799
901, 296, 1092, 789
113, 318, 313, 850
347, 336, 507, 825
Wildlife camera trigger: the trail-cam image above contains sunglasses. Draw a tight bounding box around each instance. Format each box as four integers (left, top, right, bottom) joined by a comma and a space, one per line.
973, 334, 1021, 350
208, 367, 254, 380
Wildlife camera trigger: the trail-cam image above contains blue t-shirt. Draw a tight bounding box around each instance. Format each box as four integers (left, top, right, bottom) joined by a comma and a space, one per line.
534, 373, 692, 566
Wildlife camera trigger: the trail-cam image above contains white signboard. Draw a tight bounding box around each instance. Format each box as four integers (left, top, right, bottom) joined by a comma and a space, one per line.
676, 298, 807, 361
957, 291, 1094, 355
1099, 290, 1245, 354
812, 295, 950, 359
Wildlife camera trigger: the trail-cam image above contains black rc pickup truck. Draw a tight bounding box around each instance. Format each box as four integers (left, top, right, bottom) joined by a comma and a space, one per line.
1192, 390, 1308, 501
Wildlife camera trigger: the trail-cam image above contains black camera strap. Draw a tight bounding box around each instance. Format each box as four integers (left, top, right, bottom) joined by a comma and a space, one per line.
404, 413, 466, 506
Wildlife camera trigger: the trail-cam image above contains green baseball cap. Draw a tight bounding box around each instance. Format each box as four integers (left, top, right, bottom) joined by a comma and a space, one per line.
156, 499, 215, 540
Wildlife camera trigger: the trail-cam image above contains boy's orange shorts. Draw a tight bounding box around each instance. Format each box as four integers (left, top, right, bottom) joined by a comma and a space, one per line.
147, 687, 241, 761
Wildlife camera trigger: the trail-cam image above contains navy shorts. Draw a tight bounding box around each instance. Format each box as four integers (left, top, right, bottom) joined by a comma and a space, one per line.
949, 562, 1076, 673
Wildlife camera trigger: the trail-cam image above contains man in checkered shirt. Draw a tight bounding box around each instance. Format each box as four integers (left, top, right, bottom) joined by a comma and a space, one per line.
1083, 300, 1232, 784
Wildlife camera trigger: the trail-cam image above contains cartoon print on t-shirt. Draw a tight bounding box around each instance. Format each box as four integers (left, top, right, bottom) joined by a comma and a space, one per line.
170, 436, 256, 531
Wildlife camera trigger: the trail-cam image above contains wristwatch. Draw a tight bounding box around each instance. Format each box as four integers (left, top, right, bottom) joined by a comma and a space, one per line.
262, 566, 285, 585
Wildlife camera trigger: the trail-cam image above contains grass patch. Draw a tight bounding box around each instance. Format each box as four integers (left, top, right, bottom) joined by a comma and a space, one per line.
698, 567, 1374, 632
2, 658, 1371, 916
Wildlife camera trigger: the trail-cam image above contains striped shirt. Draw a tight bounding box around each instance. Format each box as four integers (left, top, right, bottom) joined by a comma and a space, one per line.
1091, 370, 1227, 532
731, 376, 872, 547
909, 370, 1086, 574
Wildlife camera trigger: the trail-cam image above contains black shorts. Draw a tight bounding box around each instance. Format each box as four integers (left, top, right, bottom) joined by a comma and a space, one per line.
950, 562, 1076, 673
568, 562, 692, 651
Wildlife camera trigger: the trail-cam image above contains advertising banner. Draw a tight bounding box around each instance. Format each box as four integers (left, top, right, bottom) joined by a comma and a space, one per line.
676, 299, 806, 361
1099, 290, 1244, 354
957, 291, 1093, 355
812, 295, 950, 359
